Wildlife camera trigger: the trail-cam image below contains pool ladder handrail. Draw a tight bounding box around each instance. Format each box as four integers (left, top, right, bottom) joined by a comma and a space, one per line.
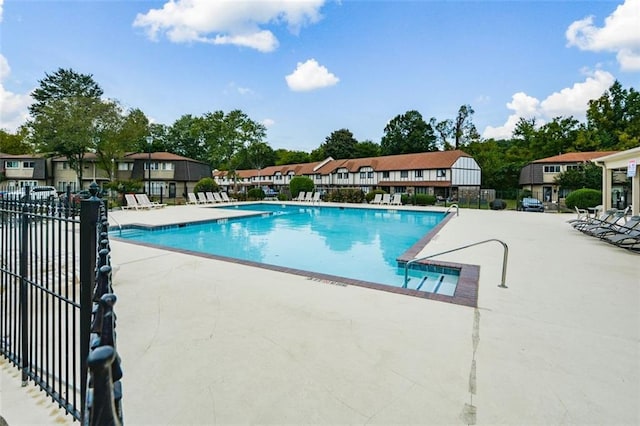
445, 203, 459, 216
107, 212, 123, 236
403, 238, 508, 289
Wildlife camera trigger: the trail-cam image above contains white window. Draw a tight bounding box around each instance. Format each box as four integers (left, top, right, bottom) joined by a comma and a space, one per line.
360, 172, 366, 179
400, 171, 408, 178
382, 171, 390, 179
544, 165, 561, 173
367, 171, 373, 178
5, 161, 19, 168
118, 163, 132, 171
415, 170, 423, 178
23, 161, 35, 168
437, 169, 447, 178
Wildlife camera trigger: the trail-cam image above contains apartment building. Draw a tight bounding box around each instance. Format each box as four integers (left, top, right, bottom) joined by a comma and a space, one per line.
519, 151, 619, 203
214, 150, 481, 199
1, 151, 211, 201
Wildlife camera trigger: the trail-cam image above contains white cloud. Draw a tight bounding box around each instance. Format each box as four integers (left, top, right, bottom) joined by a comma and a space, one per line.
566, 0, 640, 71
0, 0, 4, 23
262, 118, 275, 128
0, 55, 32, 132
133, 0, 325, 52
285, 59, 339, 91
482, 70, 615, 139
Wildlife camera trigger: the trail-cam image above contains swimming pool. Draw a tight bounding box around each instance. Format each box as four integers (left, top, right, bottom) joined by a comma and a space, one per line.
114, 203, 461, 295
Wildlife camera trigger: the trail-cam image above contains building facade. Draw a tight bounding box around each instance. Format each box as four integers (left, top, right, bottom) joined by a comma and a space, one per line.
519, 151, 619, 204
214, 150, 481, 199
1, 151, 211, 201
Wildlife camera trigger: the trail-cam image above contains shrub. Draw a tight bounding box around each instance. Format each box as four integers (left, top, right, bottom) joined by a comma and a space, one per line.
365, 189, 386, 203
247, 187, 265, 200
194, 177, 219, 194
490, 199, 507, 210
289, 176, 314, 198
326, 189, 364, 203
565, 188, 602, 210
399, 193, 436, 206
277, 193, 288, 201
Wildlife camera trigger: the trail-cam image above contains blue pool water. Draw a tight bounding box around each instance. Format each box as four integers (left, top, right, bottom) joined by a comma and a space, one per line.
115, 204, 459, 294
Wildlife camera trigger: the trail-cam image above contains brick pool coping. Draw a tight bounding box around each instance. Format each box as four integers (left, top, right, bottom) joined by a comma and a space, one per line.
111, 208, 480, 307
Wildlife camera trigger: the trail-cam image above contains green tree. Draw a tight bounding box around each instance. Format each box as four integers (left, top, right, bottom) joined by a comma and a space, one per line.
586, 81, 640, 150
353, 140, 381, 158
555, 163, 602, 191
236, 141, 276, 170
29, 68, 103, 117
309, 146, 327, 162
204, 110, 266, 170
431, 118, 453, 150
28, 68, 105, 186
167, 114, 209, 162
275, 149, 310, 165
381, 110, 437, 155
0, 127, 32, 154
453, 104, 479, 149
321, 128, 358, 159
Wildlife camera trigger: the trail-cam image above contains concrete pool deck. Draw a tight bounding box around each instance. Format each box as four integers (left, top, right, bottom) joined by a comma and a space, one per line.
1, 203, 639, 425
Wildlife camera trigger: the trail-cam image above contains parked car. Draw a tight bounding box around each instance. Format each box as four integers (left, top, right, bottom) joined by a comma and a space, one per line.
3, 186, 58, 201
518, 197, 544, 212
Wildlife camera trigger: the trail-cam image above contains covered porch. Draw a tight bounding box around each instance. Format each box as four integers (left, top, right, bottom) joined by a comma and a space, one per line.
594, 146, 640, 215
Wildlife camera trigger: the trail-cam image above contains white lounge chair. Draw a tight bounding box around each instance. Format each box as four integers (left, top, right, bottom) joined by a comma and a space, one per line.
295, 191, 306, 201
370, 193, 382, 204
220, 192, 235, 202
136, 193, 166, 208
124, 193, 148, 210
304, 192, 314, 202
312, 192, 321, 203
122, 193, 141, 210
212, 192, 223, 203
197, 192, 209, 204
380, 194, 391, 205
205, 192, 218, 203
390, 194, 402, 205
186, 193, 199, 205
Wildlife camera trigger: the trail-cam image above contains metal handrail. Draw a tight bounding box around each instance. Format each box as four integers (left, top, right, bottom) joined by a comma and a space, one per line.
107, 212, 123, 236
403, 238, 508, 289
445, 203, 459, 216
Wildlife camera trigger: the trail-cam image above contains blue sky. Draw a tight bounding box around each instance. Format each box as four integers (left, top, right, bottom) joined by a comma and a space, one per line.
1, 0, 639, 152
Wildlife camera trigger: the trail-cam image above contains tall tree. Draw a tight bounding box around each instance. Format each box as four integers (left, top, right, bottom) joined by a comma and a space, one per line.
29, 68, 103, 117
586, 81, 640, 150
321, 128, 358, 159
94, 104, 150, 180
236, 141, 276, 170
381, 110, 437, 155
204, 109, 266, 173
30, 96, 102, 185
453, 104, 479, 149
28, 68, 105, 186
430, 118, 453, 150
167, 114, 208, 161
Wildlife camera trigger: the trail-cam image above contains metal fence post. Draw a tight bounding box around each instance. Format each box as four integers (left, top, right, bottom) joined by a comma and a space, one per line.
19, 187, 30, 386
79, 195, 100, 416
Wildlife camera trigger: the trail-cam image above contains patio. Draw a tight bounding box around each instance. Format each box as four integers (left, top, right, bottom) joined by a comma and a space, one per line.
1, 204, 638, 425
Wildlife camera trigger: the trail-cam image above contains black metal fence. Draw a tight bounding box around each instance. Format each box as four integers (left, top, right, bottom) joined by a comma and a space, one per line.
0, 185, 122, 424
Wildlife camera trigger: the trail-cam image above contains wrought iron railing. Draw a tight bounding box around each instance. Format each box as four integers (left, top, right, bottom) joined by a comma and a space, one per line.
0, 184, 122, 424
